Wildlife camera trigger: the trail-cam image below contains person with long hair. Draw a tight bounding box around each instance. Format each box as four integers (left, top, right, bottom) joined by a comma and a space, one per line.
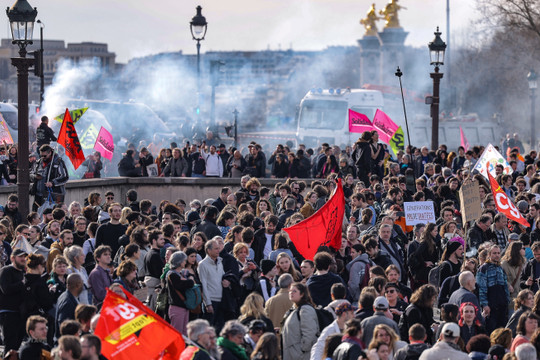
281, 282, 318, 360
458, 302, 485, 345
320, 334, 342, 360
238, 293, 274, 333
507, 289, 534, 336
256, 199, 273, 217
190, 231, 207, 259
368, 324, 406, 360
317, 154, 338, 178
408, 223, 438, 288
369, 130, 385, 178
275, 252, 301, 282
251, 332, 280, 360
510, 311, 540, 352
501, 241, 526, 302
299, 191, 317, 219
224, 225, 244, 253
399, 284, 438, 344
217, 211, 236, 239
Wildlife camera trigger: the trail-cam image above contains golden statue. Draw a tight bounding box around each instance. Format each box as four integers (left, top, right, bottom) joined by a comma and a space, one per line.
360, 3, 380, 36
379, 0, 406, 29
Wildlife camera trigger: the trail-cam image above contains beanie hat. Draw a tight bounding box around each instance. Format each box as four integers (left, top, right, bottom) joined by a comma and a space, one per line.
260, 259, 276, 275
446, 240, 462, 255
449, 235, 464, 248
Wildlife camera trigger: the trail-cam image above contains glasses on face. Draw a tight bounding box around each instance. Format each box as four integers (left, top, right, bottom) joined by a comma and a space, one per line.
107, 197, 114, 200
22, 232, 30, 236
385, 289, 396, 294
0, 232, 5, 235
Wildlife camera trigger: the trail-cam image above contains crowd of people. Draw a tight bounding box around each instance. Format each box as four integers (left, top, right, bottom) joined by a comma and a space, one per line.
1, 127, 540, 359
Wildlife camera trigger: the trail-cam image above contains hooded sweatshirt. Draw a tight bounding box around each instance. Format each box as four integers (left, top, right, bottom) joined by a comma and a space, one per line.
306, 272, 346, 307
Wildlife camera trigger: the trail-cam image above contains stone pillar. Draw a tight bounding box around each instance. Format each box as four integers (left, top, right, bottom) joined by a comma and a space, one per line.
378, 28, 408, 86
358, 36, 382, 86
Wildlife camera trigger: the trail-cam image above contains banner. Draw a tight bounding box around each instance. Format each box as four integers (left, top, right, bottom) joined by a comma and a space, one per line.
389, 126, 405, 154
460, 126, 470, 151
486, 164, 530, 228
95, 288, 185, 360
348, 109, 374, 133
284, 179, 345, 260
57, 108, 86, 170
372, 109, 399, 144
403, 201, 436, 225
94, 126, 114, 161
80, 123, 100, 150
459, 180, 482, 224
0, 116, 13, 145
473, 143, 512, 180
54, 107, 88, 124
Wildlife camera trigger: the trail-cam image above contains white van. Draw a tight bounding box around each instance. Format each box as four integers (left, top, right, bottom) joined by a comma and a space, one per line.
296, 88, 384, 148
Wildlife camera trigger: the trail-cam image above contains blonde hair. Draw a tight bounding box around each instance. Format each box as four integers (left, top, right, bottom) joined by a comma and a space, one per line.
276, 252, 301, 281
239, 293, 266, 321
119, 207, 132, 225
370, 324, 399, 350
232, 242, 249, 258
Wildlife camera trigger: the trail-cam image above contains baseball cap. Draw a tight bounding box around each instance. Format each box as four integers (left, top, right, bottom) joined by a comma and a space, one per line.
374, 296, 389, 310
12, 249, 28, 257
441, 322, 460, 338
335, 302, 355, 316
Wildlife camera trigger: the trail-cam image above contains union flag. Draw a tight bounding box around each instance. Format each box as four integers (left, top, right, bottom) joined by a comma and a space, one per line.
57, 108, 86, 169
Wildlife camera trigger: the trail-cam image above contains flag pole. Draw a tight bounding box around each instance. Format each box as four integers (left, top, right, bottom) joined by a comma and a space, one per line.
395, 67, 411, 149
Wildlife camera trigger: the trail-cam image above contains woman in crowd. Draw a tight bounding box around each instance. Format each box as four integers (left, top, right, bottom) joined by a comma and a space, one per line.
167, 251, 195, 335
191, 231, 207, 259
184, 247, 201, 285
321, 334, 342, 360
256, 199, 273, 217
238, 293, 274, 333
224, 225, 244, 253
510, 311, 540, 352
281, 283, 318, 360
272, 154, 288, 178
385, 283, 407, 324
234, 242, 258, 300
268, 233, 297, 266
114, 259, 139, 295
317, 154, 338, 178
82, 151, 103, 178
490, 328, 513, 352
65, 245, 90, 304
217, 211, 236, 239
287, 152, 301, 178
408, 223, 438, 288
251, 332, 280, 360
501, 241, 526, 303
399, 284, 438, 344
47, 256, 69, 304
218, 320, 250, 360
458, 302, 485, 345
24, 253, 54, 317
507, 289, 535, 336
119, 207, 132, 226
370, 130, 385, 178
275, 252, 301, 282
369, 324, 406, 360
299, 191, 317, 219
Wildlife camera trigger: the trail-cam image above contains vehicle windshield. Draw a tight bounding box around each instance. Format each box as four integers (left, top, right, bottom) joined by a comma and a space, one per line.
1, 111, 17, 130
298, 100, 348, 130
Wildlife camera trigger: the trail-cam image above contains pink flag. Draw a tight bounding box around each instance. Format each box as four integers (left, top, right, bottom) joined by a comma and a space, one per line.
348, 109, 374, 133
93, 126, 114, 161
460, 126, 470, 151
372, 109, 399, 144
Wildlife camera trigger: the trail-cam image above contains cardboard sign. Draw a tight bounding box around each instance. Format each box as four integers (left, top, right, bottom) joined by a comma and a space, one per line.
146, 164, 158, 177
459, 180, 482, 224
404, 201, 436, 225
473, 143, 512, 179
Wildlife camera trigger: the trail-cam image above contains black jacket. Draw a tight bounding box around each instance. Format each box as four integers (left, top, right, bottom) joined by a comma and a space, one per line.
0, 264, 25, 312
36, 123, 57, 147
30, 153, 69, 197
520, 258, 540, 293
252, 228, 276, 265
118, 155, 140, 177
467, 223, 487, 251
190, 219, 222, 241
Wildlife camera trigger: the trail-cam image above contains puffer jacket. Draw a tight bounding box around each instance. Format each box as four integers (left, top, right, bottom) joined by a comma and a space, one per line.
281, 304, 318, 360
30, 153, 69, 197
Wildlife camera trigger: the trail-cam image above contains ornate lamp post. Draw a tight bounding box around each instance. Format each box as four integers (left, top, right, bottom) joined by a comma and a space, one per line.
190, 6, 207, 120
528, 70, 537, 149
427, 27, 446, 150
7, 0, 37, 220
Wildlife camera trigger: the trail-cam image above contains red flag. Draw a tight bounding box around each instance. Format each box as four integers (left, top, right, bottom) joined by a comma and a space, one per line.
94, 288, 185, 360
460, 126, 470, 151
284, 179, 345, 260
57, 108, 86, 169
486, 164, 530, 228
348, 109, 374, 133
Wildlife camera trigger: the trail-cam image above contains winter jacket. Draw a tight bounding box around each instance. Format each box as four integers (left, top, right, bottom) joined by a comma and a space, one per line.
418, 341, 469, 360
332, 337, 364, 360
467, 223, 487, 253
399, 303, 435, 344
346, 253, 373, 302
448, 286, 480, 310
306, 272, 346, 307
162, 157, 188, 177
506, 305, 530, 337
394, 343, 430, 360
30, 153, 69, 197
476, 262, 510, 308
117, 155, 140, 177
282, 305, 318, 360
361, 311, 400, 346
36, 122, 57, 147
519, 257, 540, 293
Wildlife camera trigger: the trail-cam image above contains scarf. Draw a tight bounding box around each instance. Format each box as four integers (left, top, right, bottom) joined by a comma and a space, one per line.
217, 337, 249, 360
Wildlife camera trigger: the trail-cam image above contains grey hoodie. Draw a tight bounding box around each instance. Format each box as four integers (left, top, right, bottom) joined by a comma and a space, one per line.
346, 253, 374, 303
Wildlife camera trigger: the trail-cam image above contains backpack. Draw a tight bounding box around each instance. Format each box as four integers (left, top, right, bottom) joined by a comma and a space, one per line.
154, 282, 170, 319
296, 304, 334, 335
83, 240, 96, 274
428, 260, 448, 287
167, 273, 203, 314
359, 259, 372, 288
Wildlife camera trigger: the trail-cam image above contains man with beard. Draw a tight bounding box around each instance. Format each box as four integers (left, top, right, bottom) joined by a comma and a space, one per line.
252, 215, 278, 265
43, 220, 61, 249
94, 203, 127, 258
4, 194, 22, 227
47, 229, 74, 272
30, 144, 69, 210
245, 144, 266, 178
201, 143, 223, 178
0, 249, 28, 357
80, 334, 103, 360
144, 230, 165, 309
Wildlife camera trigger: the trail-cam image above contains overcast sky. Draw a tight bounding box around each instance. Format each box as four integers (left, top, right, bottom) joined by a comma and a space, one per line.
24, 0, 480, 63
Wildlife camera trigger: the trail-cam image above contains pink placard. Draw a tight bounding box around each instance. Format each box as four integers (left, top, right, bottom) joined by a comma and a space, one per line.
348, 109, 374, 133
93, 126, 114, 161
372, 109, 399, 144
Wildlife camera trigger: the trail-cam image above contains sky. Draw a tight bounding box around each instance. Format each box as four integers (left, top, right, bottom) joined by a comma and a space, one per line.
20, 0, 480, 63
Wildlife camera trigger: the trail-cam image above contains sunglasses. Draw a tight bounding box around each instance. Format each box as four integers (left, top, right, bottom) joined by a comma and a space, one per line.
107, 197, 114, 200
22, 232, 30, 236
385, 289, 396, 294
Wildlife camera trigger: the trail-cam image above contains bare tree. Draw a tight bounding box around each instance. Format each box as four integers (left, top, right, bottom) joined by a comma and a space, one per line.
477, 0, 540, 38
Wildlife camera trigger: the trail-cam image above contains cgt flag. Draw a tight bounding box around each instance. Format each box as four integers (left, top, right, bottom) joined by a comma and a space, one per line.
284, 178, 345, 260
348, 109, 374, 133
95, 288, 185, 360
57, 108, 86, 170
486, 164, 530, 228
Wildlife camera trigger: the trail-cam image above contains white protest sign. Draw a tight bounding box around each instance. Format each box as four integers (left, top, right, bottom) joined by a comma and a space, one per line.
473, 143, 512, 179
404, 201, 436, 226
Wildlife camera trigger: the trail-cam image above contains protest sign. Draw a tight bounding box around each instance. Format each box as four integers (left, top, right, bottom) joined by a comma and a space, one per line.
94, 126, 114, 161
459, 180, 482, 224
473, 143, 512, 179
404, 201, 436, 226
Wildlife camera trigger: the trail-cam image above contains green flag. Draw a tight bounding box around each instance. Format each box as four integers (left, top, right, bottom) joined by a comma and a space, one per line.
389, 126, 405, 154
54, 107, 88, 124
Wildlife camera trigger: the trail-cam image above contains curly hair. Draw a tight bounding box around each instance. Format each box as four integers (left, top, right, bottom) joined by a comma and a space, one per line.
410, 284, 438, 309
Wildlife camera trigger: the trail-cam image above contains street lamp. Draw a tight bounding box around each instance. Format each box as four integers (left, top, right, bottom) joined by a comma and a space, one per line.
528, 69, 537, 149
427, 26, 446, 150
37, 19, 44, 108
7, 0, 37, 221
190, 5, 207, 119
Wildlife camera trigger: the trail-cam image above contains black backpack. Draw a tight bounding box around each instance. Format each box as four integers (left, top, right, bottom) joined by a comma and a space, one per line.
83, 240, 96, 274
296, 304, 334, 335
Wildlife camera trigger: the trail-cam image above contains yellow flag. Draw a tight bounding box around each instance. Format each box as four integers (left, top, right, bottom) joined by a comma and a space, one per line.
54, 107, 88, 124
389, 126, 405, 154
79, 123, 100, 150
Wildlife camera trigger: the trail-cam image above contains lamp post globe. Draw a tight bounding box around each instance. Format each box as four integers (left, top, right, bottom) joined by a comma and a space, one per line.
428, 27, 446, 150
6, 0, 37, 221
